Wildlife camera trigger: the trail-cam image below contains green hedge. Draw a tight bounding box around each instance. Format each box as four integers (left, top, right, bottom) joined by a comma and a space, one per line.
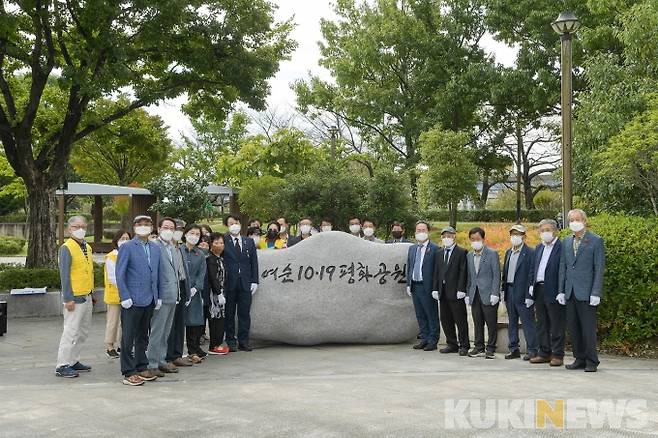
423, 209, 559, 223
0, 236, 26, 255
0, 262, 105, 291
588, 215, 658, 351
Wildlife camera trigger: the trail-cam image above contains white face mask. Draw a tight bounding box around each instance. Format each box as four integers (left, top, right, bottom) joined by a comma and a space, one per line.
415, 232, 428, 242
363, 227, 375, 237
300, 225, 312, 235
186, 234, 200, 245
134, 225, 152, 237
117, 239, 128, 248
251, 236, 260, 246
510, 235, 524, 247
470, 241, 483, 251
159, 229, 174, 242
441, 237, 454, 247
321, 225, 332, 232
71, 228, 86, 240
173, 230, 184, 242
229, 224, 241, 235
279, 226, 287, 234
349, 224, 361, 234
540, 231, 554, 243
569, 221, 585, 233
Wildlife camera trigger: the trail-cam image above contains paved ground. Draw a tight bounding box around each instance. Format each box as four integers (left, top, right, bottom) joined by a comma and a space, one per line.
0, 317, 657, 438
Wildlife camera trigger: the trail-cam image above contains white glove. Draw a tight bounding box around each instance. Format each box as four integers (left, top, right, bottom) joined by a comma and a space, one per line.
464, 296, 470, 306
456, 291, 466, 300
190, 287, 198, 297
121, 298, 133, 309
589, 295, 601, 306
250, 283, 258, 295
185, 300, 191, 307
490, 295, 500, 306
431, 291, 439, 300
406, 286, 411, 297
218, 294, 226, 306
155, 299, 162, 310
525, 298, 534, 308
556, 293, 566, 305
529, 286, 534, 297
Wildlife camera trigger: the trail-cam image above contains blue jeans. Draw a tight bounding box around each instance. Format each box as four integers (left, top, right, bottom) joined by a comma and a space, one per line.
411, 282, 439, 344
505, 284, 538, 353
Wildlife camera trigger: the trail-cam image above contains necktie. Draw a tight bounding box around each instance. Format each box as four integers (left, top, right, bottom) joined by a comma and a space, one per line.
413, 245, 423, 281
444, 249, 450, 265
573, 237, 581, 256
235, 237, 242, 255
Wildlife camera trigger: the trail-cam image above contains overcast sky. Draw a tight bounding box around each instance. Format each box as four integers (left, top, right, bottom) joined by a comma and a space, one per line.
147, 0, 518, 142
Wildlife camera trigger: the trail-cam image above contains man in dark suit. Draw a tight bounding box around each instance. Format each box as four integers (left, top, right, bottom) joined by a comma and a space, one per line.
559, 209, 605, 372
223, 214, 259, 352
386, 221, 410, 243
406, 220, 440, 351
502, 224, 537, 361
287, 217, 314, 247
431, 226, 469, 355
529, 219, 565, 366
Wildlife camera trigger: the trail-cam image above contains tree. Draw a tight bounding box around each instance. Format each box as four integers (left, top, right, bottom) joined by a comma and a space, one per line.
147, 175, 212, 225
238, 175, 286, 223
70, 101, 173, 185
295, 0, 495, 202
0, 152, 25, 215
418, 128, 478, 227
0, 1, 294, 267
361, 167, 416, 237
595, 96, 658, 216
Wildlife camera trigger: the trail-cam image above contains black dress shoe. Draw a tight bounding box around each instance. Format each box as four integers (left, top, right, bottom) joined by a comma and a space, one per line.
566, 360, 587, 370
440, 346, 459, 354
523, 353, 537, 361
413, 341, 427, 350
228, 345, 238, 353
423, 343, 438, 351
458, 348, 468, 356
505, 350, 521, 360
584, 363, 598, 372
238, 344, 253, 352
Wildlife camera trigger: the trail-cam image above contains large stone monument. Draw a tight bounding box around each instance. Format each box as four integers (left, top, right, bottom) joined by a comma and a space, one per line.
250, 231, 417, 345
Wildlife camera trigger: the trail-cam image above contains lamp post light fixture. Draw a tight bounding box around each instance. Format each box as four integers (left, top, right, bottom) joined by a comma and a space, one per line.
552, 11, 580, 227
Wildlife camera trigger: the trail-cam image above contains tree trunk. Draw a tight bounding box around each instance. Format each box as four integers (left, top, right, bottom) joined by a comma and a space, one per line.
25, 183, 58, 268
448, 200, 457, 229
524, 177, 536, 210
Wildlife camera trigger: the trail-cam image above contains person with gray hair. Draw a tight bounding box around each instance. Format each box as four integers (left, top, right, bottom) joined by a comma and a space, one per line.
559, 209, 605, 372
55, 215, 95, 378
529, 218, 566, 366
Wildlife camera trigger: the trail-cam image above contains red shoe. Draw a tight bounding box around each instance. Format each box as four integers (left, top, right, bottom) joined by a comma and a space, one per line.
208, 345, 230, 355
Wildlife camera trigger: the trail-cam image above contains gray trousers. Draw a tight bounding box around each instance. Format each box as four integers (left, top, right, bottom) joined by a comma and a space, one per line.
56, 295, 93, 367
146, 302, 177, 369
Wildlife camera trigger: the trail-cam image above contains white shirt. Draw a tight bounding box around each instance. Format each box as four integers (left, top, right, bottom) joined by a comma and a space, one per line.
106, 249, 118, 285
413, 241, 429, 282
536, 237, 557, 283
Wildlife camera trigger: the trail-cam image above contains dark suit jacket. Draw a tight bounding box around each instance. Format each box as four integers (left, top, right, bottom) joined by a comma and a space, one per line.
502, 244, 535, 303
532, 239, 562, 303
559, 231, 605, 301
223, 233, 259, 292
286, 235, 310, 247
116, 237, 160, 307
406, 241, 439, 294
431, 245, 467, 300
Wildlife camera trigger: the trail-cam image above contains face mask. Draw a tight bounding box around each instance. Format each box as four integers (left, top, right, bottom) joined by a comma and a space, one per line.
229, 224, 241, 235
321, 225, 332, 232
300, 225, 312, 235
363, 227, 375, 237
134, 225, 152, 237
186, 234, 200, 245
280, 226, 287, 234
159, 229, 174, 242
471, 241, 483, 251
267, 229, 278, 239
117, 239, 128, 248
349, 224, 361, 234
442, 237, 454, 247
540, 231, 554, 243
71, 228, 86, 240
251, 236, 260, 246
391, 231, 403, 239
569, 221, 585, 233
415, 232, 428, 242
510, 235, 524, 247
173, 230, 183, 242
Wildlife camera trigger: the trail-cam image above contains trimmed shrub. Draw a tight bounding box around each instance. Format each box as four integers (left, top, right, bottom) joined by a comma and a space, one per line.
0, 268, 61, 290
423, 209, 559, 223
589, 215, 658, 351
0, 236, 26, 255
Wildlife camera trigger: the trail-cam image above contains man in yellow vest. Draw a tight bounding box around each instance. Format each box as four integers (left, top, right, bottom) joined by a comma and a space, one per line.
55, 215, 95, 378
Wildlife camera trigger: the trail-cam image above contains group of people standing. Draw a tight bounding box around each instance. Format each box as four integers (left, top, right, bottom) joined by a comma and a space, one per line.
406, 209, 605, 372
55, 214, 259, 386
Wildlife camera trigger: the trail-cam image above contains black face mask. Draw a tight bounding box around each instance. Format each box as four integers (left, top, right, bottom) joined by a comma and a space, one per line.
391, 231, 403, 239
267, 229, 278, 239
